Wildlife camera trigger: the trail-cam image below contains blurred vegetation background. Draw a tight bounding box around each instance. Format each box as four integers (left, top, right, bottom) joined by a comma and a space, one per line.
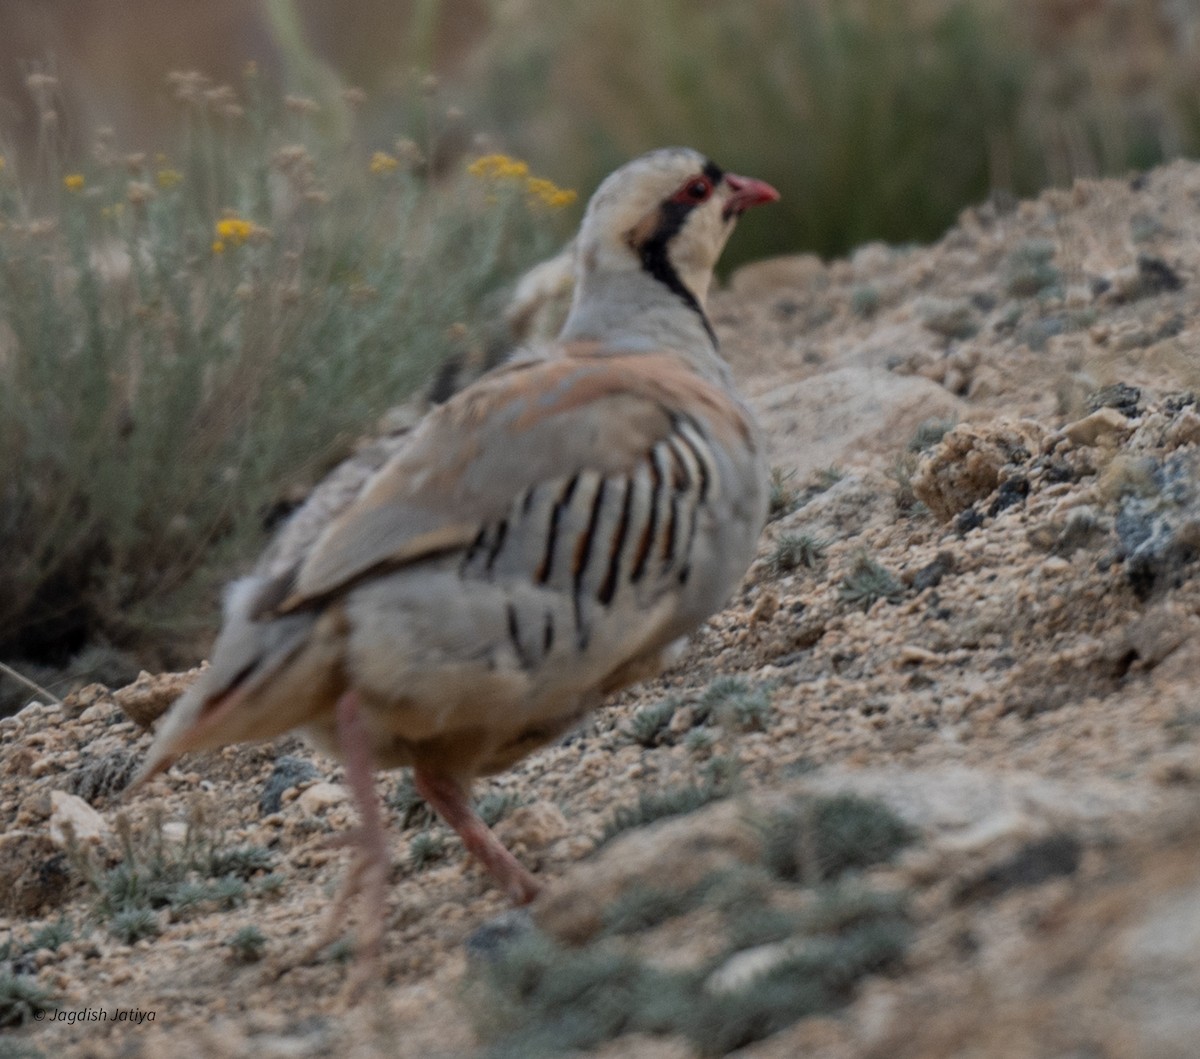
2, 0, 1200, 707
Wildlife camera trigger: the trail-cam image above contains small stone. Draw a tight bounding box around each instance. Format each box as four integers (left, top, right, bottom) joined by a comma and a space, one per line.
112, 667, 204, 729
496, 801, 570, 852
48, 790, 109, 847
1062, 407, 1133, 447
897, 645, 941, 666
161, 821, 188, 843
916, 296, 979, 340
1164, 409, 1200, 450
61, 682, 110, 719
259, 755, 322, 815
297, 781, 350, 815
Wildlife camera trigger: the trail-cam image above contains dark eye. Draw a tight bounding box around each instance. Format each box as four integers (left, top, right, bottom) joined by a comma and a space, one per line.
673, 176, 712, 204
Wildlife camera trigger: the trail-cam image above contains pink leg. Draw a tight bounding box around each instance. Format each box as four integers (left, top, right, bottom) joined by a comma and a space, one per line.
412, 767, 541, 905
289, 689, 390, 1001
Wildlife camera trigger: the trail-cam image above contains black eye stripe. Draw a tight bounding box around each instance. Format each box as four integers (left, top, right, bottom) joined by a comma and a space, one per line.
625, 156, 727, 347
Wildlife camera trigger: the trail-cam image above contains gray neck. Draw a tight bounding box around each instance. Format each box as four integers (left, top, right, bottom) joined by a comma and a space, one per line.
558, 269, 732, 387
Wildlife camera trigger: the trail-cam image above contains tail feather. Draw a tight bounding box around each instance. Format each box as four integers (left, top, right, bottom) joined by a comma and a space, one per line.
132, 576, 318, 786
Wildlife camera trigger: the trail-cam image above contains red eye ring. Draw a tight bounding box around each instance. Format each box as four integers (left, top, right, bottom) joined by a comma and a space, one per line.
673, 175, 712, 204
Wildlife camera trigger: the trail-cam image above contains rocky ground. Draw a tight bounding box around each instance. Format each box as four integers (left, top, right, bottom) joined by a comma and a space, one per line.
4, 160, 1200, 1058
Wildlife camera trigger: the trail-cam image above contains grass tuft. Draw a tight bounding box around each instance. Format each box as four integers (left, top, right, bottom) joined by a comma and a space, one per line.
839, 553, 905, 612
767, 467, 801, 522
408, 831, 447, 871
600, 780, 726, 845
696, 676, 773, 732
477, 790, 524, 828
109, 907, 160, 944
760, 794, 915, 884
388, 775, 437, 831
66, 804, 273, 933
625, 697, 679, 747
0, 77, 568, 681
227, 925, 267, 964
0, 974, 57, 1029
766, 533, 828, 577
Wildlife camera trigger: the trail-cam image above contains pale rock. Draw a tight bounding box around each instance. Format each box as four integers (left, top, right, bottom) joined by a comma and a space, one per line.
49, 789, 109, 847
297, 781, 350, 815
495, 801, 569, 852
728, 252, 826, 295
1062, 406, 1133, 447
753, 366, 964, 477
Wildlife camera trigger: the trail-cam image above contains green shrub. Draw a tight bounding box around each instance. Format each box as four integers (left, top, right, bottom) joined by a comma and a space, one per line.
600, 780, 726, 844
760, 794, 915, 883
766, 533, 828, 577
227, 925, 267, 963
0, 75, 569, 681
68, 804, 275, 930
0, 974, 57, 1029
839, 552, 905, 611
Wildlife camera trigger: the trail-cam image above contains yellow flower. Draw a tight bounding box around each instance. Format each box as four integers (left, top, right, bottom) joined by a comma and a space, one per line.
467, 154, 530, 181
212, 240, 226, 254
214, 216, 255, 246
63, 173, 85, 192
156, 168, 183, 189
525, 176, 577, 209
369, 151, 399, 175
101, 203, 126, 220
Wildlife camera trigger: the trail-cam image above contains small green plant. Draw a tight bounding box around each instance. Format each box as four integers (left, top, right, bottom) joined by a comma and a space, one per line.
766, 533, 827, 577
0, 974, 57, 1028
696, 676, 773, 732
477, 790, 523, 828
702, 754, 741, 789
625, 697, 678, 747
682, 727, 715, 756
1004, 238, 1061, 297
109, 908, 160, 944
470, 885, 911, 1057
887, 453, 925, 516
760, 794, 914, 884
207, 845, 275, 880
388, 775, 437, 830
907, 417, 955, 453
917, 296, 978, 340
850, 284, 881, 318
839, 553, 905, 612
227, 925, 267, 964
67, 804, 270, 931
29, 917, 73, 952
602, 885, 700, 935
255, 872, 287, 897
168, 877, 247, 916
0, 1038, 47, 1059
767, 467, 801, 521
409, 830, 447, 871
600, 780, 726, 844
814, 466, 844, 491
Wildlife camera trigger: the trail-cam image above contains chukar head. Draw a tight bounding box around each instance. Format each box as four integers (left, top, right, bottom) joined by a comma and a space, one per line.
561, 147, 779, 359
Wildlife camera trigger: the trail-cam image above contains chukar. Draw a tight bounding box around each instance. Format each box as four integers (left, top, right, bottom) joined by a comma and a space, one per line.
137, 146, 777, 976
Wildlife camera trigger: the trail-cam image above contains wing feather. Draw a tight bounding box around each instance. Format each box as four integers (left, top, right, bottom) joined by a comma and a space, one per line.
276, 351, 755, 612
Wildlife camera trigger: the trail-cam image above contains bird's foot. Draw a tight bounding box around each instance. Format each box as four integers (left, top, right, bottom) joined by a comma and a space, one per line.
412, 767, 541, 905
270, 690, 390, 1005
